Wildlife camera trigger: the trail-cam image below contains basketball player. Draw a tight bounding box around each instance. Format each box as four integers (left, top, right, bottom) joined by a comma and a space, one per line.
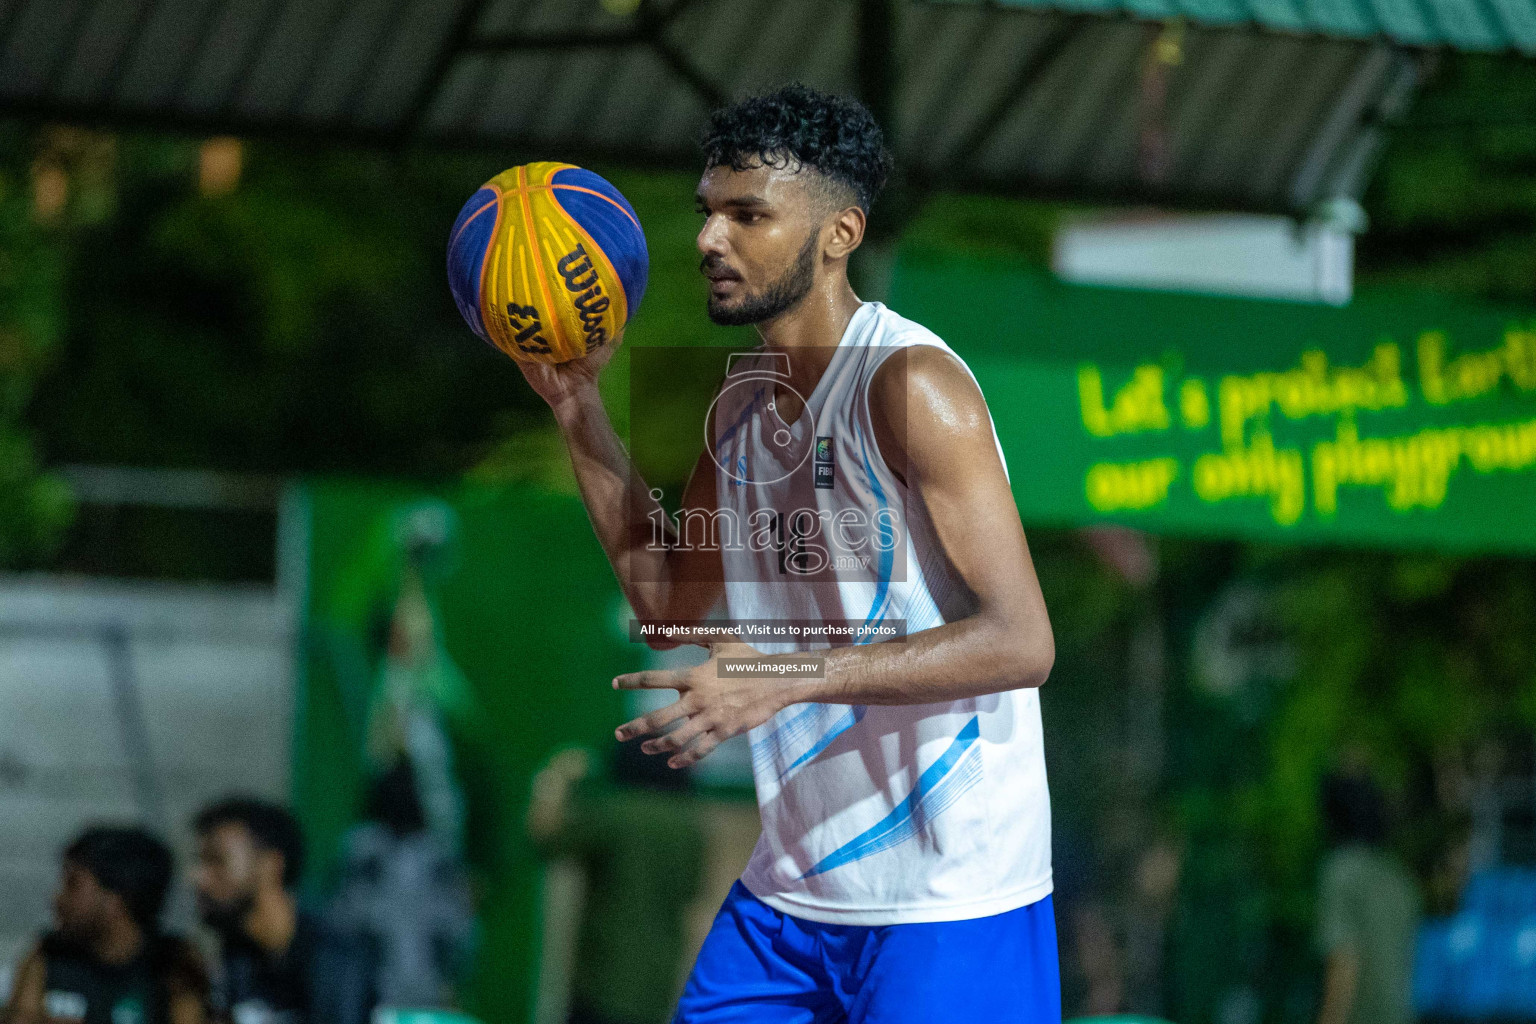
515, 84, 1058, 1022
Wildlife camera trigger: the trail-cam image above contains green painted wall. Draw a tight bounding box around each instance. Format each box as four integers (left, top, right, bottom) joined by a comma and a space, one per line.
289, 479, 644, 1024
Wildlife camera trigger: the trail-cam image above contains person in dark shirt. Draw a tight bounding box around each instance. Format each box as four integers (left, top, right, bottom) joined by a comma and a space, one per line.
190, 799, 369, 1024
3, 826, 208, 1024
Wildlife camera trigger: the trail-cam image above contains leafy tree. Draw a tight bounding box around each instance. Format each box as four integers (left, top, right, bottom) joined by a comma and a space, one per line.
0, 125, 72, 566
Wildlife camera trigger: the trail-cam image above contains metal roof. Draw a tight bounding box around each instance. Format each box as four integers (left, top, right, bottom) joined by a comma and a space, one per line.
0, 0, 1474, 214
981, 0, 1536, 53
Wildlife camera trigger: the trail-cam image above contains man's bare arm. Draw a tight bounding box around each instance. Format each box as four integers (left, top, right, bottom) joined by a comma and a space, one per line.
4, 947, 48, 1024
517, 347, 722, 633
798, 344, 1054, 703
1316, 948, 1359, 1024
615, 345, 1055, 766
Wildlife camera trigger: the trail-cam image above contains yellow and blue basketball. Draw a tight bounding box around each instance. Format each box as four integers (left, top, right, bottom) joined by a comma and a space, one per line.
447, 162, 648, 364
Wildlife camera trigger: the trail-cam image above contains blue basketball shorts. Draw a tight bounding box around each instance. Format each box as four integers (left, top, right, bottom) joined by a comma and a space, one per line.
672, 881, 1061, 1024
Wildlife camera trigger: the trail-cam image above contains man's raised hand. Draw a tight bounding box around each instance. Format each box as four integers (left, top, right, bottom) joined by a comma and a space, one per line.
612, 641, 784, 769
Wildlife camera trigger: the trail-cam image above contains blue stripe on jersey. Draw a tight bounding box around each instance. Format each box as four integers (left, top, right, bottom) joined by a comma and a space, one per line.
800, 716, 983, 880
712, 385, 766, 455
751, 702, 825, 774
780, 705, 867, 780
856, 437, 894, 635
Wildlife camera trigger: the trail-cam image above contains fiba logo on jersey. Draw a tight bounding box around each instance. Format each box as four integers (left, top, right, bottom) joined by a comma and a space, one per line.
814, 436, 835, 489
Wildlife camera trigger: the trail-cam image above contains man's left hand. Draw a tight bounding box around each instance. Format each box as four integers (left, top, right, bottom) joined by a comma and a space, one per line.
613, 642, 785, 769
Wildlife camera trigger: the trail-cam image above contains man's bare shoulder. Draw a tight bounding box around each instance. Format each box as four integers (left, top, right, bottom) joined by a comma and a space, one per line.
870, 342, 989, 436
867, 339, 994, 487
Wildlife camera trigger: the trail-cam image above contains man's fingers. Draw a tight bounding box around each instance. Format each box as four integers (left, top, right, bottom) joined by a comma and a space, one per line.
669, 731, 721, 770
614, 697, 691, 741
642, 715, 711, 756
613, 669, 687, 691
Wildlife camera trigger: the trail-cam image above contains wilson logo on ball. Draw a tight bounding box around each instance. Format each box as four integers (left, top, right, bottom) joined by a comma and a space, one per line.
447, 162, 648, 364
556, 244, 609, 350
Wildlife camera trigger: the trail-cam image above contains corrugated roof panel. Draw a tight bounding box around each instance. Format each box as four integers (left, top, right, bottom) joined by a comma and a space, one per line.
1175, 0, 1252, 26
1075, 66, 1143, 189
1486, 0, 1536, 54
1240, 35, 1338, 201
1272, 43, 1368, 206
725, 0, 851, 99
503, 0, 634, 38
1422, 0, 1504, 50
231, 0, 344, 121
1122, 0, 1185, 18
896, 3, 994, 148
523, 48, 619, 141
1298, 0, 1376, 38
1360, 0, 1431, 43
474, 50, 575, 140
979, 0, 1527, 47
353, 0, 463, 130
972, 21, 1113, 179
421, 50, 498, 137
1358, 0, 1435, 46
904, 9, 1053, 163
475, 0, 523, 36
1061, 38, 1149, 188
0, 0, 79, 98
0, 0, 1470, 215
1043, 0, 1123, 11
1285, 42, 1393, 207
1242, 0, 1308, 33
52, 0, 145, 105
289, 0, 398, 123
1160, 30, 1254, 181
109, 0, 221, 108
177, 0, 288, 115
1186, 30, 1309, 195
1027, 22, 1146, 182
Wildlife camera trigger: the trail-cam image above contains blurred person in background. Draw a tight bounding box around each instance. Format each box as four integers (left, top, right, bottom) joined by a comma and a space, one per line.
3, 826, 208, 1024
326, 760, 475, 1012
528, 744, 705, 1024
191, 798, 369, 1024
1315, 768, 1421, 1024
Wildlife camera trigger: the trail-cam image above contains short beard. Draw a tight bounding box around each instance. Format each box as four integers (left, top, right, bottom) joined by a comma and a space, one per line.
57, 915, 106, 948
197, 891, 256, 937
707, 230, 819, 327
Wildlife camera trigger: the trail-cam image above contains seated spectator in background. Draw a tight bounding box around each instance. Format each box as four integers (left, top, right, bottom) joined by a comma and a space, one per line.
1315, 769, 1422, 1024
191, 799, 369, 1024
529, 743, 705, 1024
3, 826, 208, 1024
326, 760, 475, 1012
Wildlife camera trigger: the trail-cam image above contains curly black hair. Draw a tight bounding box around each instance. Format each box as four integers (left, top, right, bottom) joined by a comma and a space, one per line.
65, 826, 175, 930
701, 84, 892, 213
194, 796, 305, 888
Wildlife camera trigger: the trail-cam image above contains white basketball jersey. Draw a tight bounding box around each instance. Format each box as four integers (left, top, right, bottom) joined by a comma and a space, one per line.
711, 301, 1053, 926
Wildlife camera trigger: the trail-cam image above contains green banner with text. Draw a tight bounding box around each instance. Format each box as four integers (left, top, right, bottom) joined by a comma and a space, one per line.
892, 256, 1536, 554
